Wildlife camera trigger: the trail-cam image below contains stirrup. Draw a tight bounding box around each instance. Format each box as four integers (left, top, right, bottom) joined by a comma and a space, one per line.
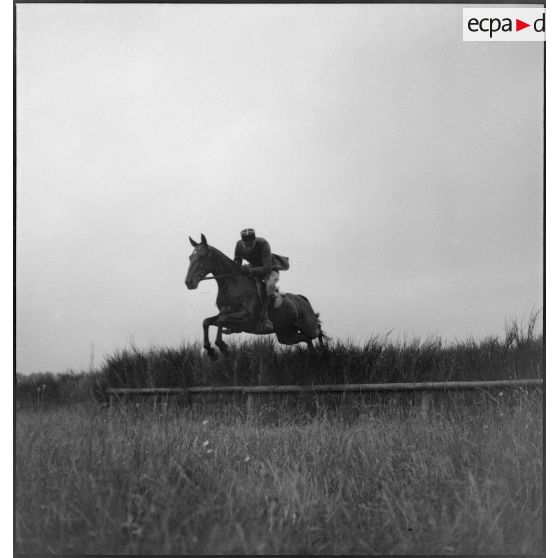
258, 318, 274, 334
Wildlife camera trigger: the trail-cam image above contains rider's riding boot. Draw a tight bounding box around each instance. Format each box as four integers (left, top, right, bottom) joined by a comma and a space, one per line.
259, 289, 274, 333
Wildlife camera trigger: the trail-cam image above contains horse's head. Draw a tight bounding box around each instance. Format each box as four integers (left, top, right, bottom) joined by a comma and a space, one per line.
185, 234, 213, 289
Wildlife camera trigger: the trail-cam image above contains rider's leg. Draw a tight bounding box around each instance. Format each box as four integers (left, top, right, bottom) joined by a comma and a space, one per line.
259, 271, 279, 332
266, 270, 280, 306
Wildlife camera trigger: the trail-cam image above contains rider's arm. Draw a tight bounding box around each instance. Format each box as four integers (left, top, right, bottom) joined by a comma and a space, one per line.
248, 240, 272, 278
233, 241, 244, 265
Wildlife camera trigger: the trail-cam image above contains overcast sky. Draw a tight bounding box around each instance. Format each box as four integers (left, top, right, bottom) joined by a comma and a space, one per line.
16, 4, 543, 374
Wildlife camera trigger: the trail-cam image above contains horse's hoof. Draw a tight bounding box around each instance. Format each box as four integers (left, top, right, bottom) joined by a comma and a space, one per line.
206, 348, 219, 361
216, 343, 228, 354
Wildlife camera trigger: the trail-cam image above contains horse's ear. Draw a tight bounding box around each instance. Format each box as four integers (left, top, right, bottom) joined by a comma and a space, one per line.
189, 236, 198, 248
200, 234, 208, 246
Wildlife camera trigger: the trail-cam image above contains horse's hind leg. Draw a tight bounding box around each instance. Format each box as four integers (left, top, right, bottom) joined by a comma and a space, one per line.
276, 330, 313, 347
203, 315, 220, 361
297, 320, 320, 345
295, 323, 323, 351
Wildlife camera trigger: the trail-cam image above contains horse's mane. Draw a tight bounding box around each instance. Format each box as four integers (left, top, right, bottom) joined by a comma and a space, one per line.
207, 244, 242, 275
207, 244, 237, 265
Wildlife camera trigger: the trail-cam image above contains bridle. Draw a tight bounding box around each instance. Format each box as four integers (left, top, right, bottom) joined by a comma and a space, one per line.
197, 247, 240, 282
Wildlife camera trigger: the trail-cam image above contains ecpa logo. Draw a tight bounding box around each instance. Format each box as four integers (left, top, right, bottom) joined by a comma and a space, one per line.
463, 8, 545, 42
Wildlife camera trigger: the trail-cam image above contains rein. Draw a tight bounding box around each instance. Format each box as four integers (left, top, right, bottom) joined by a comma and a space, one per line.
198, 247, 242, 281
199, 273, 239, 281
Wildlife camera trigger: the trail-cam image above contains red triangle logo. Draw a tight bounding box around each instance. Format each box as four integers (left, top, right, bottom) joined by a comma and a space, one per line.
516, 19, 530, 32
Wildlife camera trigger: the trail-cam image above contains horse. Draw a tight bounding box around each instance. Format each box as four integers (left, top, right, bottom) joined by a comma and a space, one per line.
185, 234, 325, 360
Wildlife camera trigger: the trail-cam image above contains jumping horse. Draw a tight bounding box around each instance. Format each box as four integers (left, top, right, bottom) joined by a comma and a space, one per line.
185, 234, 325, 360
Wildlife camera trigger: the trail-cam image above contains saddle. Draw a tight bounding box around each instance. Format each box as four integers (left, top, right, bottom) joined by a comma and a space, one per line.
253, 278, 283, 309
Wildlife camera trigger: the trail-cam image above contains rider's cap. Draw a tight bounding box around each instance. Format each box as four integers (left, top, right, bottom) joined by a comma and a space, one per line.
240, 228, 256, 241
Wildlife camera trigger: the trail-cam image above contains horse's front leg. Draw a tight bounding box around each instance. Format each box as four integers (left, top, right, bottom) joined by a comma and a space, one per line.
203, 315, 220, 360
214, 326, 228, 354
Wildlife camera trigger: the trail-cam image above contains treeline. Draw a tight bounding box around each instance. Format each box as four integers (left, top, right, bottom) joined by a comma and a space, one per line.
16, 370, 106, 409
16, 317, 543, 408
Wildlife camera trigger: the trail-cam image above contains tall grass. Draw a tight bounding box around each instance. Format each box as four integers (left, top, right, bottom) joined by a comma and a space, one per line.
15, 316, 543, 408
99, 315, 542, 390
15, 392, 543, 554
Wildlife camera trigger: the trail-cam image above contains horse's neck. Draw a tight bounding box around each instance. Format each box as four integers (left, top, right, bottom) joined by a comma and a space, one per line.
209, 247, 256, 306
209, 247, 238, 277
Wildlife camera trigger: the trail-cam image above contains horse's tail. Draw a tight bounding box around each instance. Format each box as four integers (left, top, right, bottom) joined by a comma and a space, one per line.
317, 319, 330, 342
313, 312, 331, 344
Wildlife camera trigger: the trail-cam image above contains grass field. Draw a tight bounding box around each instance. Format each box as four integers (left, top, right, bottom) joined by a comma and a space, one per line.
16, 316, 543, 409
15, 390, 543, 555
15, 318, 544, 554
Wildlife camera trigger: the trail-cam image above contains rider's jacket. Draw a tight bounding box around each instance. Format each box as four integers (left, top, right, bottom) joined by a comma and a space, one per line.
234, 237, 289, 278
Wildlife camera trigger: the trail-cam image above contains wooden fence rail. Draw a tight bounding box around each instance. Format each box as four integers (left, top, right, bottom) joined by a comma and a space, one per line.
106, 378, 541, 397
106, 378, 542, 418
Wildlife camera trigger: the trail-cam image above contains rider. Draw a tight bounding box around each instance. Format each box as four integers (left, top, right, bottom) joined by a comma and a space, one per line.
234, 228, 289, 332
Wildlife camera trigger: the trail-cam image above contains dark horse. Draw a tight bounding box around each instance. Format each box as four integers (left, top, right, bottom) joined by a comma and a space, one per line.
185, 234, 325, 359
